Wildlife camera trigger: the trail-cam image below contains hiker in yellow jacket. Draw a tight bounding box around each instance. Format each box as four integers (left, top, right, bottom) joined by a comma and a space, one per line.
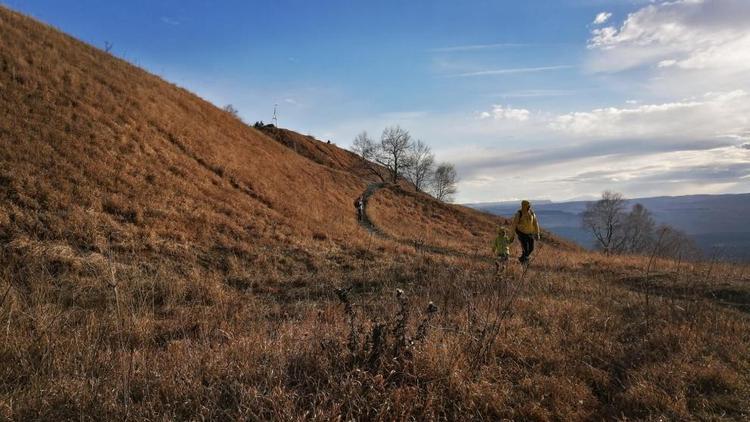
509, 200, 540, 264
492, 226, 511, 273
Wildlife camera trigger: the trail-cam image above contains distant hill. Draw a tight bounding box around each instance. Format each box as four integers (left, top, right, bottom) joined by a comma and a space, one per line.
467, 193, 750, 262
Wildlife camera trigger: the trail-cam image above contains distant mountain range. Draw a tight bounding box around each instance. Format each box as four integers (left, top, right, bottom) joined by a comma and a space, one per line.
466, 193, 750, 262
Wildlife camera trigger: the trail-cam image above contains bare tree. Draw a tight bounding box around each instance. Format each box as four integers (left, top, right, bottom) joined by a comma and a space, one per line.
404, 140, 435, 192
223, 104, 240, 120
623, 203, 655, 253
582, 191, 628, 255
582, 193, 702, 260
378, 126, 412, 183
352, 131, 375, 159
351, 131, 385, 182
432, 163, 458, 202
655, 224, 701, 260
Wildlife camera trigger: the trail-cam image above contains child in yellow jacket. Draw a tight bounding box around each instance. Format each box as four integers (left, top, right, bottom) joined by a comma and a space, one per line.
492, 226, 511, 273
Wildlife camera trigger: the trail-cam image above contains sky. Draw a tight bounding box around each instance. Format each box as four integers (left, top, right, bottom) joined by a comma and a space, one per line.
4, 0, 750, 203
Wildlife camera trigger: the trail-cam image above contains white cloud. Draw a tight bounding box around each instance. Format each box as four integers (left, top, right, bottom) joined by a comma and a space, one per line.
451, 65, 573, 77
479, 105, 531, 122
472, 90, 750, 142
160, 16, 180, 26
429, 43, 526, 52
587, 0, 750, 74
552, 146, 750, 191
456, 89, 750, 201
551, 90, 749, 139
588, 27, 618, 49
379, 111, 430, 121
493, 89, 575, 98
551, 100, 702, 136
452, 142, 750, 202
657, 59, 677, 68
592, 12, 612, 25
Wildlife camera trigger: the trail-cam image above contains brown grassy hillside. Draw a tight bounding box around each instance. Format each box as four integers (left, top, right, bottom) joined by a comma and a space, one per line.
0, 5, 501, 276
1, 6, 750, 421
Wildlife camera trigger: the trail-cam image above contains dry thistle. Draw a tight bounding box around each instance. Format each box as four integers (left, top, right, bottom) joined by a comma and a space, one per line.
414, 301, 438, 343
334, 287, 353, 315
392, 289, 409, 355
427, 301, 438, 314
334, 286, 358, 354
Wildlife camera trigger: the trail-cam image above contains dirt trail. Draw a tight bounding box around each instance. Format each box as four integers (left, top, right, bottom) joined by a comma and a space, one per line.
358, 183, 388, 236
358, 183, 492, 262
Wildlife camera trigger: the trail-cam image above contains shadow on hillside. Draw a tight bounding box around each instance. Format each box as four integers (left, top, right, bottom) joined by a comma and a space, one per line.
619, 273, 750, 315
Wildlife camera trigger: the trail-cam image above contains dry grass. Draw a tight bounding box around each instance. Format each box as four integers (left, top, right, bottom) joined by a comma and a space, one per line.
1, 5, 750, 421
2, 244, 749, 420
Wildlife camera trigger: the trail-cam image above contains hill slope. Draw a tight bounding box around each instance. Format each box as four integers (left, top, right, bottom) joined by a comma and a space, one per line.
0, 5, 509, 283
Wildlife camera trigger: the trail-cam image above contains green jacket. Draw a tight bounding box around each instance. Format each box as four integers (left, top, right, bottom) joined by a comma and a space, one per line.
492, 234, 511, 257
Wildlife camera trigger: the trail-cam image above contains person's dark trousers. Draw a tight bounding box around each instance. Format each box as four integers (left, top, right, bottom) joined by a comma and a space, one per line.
516, 230, 535, 263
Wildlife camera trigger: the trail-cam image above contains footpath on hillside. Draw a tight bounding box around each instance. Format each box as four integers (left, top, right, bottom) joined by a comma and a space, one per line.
357, 183, 492, 262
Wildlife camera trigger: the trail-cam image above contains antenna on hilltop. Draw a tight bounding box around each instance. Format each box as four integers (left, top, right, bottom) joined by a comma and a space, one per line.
272, 104, 278, 127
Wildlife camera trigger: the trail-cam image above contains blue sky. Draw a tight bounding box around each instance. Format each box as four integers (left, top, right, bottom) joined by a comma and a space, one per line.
5, 0, 750, 202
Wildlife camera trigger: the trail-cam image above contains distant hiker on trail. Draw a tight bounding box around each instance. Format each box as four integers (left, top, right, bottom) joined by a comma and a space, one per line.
509, 200, 540, 264
492, 226, 511, 274
354, 195, 364, 222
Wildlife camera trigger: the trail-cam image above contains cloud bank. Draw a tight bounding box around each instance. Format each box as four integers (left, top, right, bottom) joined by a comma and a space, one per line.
339, 0, 750, 202
587, 0, 750, 77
